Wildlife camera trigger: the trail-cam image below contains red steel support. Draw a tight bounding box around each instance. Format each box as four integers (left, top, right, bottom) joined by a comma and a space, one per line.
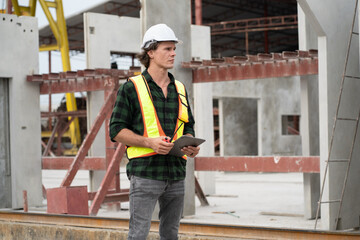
6, 0, 12, 14
23, 191, 28, 212
264, 0, 269, 53
206, 14, 298, 35
60, 88, 118, 187
42, 157, 106, 170
195, 0, 202, 25
104, 88, 118, 190
48, 52, 52, 131
88, 189, 129, 201
27, 69, 134, 95
41, 140, 55, 157
182, 50, 318, 83
195, 177, 209, 206
195, 156, 320, 173
43, 119, 62, 157
89, 143, 126, 216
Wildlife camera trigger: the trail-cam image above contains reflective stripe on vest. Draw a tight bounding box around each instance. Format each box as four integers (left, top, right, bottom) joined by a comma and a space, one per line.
126, 75, 189, 159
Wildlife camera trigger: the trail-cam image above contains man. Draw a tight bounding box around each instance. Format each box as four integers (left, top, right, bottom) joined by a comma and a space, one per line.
109, 23, 200, 240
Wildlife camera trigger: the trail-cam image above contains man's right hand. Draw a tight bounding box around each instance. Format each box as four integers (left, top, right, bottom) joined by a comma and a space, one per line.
114, 129, 174, 155
148, 136, 174, 155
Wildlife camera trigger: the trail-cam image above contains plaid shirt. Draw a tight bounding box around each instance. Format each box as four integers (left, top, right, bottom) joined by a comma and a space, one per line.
109, 69, 195, 181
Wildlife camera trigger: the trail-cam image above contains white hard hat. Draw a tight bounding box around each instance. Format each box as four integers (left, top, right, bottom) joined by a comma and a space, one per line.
141, 23, 181, 49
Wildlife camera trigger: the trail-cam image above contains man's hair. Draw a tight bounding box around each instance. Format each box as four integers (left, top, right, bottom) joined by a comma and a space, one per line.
136, 42, 160, 69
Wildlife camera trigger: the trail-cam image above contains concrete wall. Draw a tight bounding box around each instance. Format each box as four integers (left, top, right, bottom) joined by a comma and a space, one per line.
0, 14, 42, 208
220, 98, 258, 156
298, 4, 320, 220
298, 0, 360, 230
213, 77, 302, 157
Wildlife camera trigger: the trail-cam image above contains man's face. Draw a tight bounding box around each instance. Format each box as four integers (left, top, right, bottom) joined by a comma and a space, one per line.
148, 41, 176, 69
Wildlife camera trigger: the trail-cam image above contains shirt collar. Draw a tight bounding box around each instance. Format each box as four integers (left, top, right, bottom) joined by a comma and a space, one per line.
142, 69, 175, 84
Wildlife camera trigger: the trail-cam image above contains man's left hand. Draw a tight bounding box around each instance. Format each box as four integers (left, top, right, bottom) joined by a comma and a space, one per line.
181, 146, 200, 158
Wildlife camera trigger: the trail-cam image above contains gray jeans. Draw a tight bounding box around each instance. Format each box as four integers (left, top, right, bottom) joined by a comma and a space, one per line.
127, 176, 185, 240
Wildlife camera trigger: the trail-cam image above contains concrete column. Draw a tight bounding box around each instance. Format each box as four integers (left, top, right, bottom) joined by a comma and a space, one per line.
141, 0, 194, 216
84, 13, 140, 191
298, 0, 360, 230
298, 4, 320, 220
0, 14, 42, 208
191, 25, 215, 195
0, 79, 11, 208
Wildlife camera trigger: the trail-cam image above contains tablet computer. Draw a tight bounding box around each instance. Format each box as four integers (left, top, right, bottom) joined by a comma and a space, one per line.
168, 135, 206, 157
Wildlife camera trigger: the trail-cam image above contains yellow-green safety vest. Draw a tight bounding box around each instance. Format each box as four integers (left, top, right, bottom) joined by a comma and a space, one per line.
126, 74, 189, 159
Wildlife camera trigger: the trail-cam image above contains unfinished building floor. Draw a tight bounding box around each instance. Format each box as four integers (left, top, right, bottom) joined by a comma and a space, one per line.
41, 170, 317, 230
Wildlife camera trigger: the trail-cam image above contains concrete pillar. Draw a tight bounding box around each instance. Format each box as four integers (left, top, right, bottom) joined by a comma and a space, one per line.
298, 0, 360, 230
192, 25, 215, 195
84, 13, 140, 191
0, 79, 11, 208
140, 0, 195, 216
298, 4, 320, 220
0, 14, 42, 208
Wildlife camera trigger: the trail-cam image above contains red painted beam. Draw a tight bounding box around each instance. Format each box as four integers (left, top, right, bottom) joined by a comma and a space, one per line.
41, 110, 87, 118
42, 157, 107, 170
195, 156, 320, 173
192, 58, 318, 83
60, 88, 118, 187
206, 15, 298, 35
182, 50, 318, 83
89, 143, 126, 216
38, 76, 115, 94
27, 69, 135, 94
102, 192, 129, 204
88, 189, 129, 201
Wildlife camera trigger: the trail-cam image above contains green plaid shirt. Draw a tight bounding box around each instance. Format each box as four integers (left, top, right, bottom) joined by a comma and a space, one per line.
109, 69, 195, 181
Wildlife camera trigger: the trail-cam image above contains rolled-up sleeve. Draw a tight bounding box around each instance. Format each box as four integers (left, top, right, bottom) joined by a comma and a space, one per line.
109, 82, 133, 142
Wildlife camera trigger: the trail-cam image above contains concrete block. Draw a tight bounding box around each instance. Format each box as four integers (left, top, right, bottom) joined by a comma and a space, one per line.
47, 186, 88, 215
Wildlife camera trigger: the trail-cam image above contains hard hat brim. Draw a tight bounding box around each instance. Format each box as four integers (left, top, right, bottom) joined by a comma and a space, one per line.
142, 39, 183, 49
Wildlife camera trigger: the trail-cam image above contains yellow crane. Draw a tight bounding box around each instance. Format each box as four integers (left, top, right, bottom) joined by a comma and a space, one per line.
9, 0, 81, 152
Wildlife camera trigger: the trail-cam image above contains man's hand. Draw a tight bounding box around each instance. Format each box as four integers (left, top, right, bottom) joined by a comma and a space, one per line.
148, 136, 174, 155
114, 130, 173, 154
181, 145, 200, 158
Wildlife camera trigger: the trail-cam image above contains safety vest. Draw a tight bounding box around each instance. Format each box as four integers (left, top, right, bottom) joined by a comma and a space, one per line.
126, 74, 189, 159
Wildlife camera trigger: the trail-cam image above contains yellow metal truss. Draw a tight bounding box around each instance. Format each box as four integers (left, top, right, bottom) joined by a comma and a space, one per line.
11, 0, 82, 148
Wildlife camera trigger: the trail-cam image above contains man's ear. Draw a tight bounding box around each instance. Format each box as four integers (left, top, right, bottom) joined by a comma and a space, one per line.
147, 50, 154, 59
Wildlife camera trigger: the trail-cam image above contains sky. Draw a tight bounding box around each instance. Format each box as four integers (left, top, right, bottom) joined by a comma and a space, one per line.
8, 0, 136, 110
35, 0, 105, 74
33, 0, 105, 110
